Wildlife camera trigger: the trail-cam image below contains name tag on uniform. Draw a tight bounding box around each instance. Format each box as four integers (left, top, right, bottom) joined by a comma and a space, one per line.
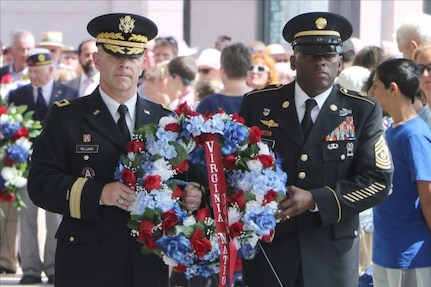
76, 145, 99, 153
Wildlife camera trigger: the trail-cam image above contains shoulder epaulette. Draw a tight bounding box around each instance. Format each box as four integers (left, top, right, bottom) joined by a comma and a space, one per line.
339, 88, 375, 105
245, 83, 284, 96
54, 99, 71, 108
161, 104, 173, 112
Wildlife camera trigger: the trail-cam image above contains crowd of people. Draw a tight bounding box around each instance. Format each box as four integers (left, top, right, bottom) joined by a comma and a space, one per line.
0, 9, 430, 287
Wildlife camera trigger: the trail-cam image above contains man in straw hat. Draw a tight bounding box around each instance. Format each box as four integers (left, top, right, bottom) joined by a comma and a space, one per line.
27, 13, 203, 287
239, 12, 392, 287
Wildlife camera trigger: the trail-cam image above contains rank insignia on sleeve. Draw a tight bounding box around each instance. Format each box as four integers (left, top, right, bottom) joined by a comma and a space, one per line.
325, 116, 355, 141
375, 135, 392, 170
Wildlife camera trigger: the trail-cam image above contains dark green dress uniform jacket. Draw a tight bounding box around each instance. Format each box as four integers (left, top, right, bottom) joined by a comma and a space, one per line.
239, 83, 393, 287
28, 90, 171, 287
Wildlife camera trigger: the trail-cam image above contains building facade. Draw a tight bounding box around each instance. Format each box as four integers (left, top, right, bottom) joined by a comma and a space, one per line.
0, 0, 427, 56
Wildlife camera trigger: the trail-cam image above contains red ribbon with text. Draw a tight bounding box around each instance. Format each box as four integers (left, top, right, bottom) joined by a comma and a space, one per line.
204, 135, 235, 287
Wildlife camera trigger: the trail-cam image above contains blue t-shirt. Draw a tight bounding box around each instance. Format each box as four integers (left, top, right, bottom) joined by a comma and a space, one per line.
196, 93, 243, 114
373, 116, 431, 268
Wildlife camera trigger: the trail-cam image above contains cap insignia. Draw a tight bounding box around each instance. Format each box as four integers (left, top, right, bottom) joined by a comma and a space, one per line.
38, 54, 46, 62
315, 17, 328, 30
119, 15, 135, 34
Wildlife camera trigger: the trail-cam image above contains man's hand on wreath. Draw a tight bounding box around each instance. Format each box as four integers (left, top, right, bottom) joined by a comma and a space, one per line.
100, 182, 135, 212
276, 185, 315, 221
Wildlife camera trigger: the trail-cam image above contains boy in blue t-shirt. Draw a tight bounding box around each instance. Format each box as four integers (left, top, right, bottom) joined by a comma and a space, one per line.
368, 58, 431, 287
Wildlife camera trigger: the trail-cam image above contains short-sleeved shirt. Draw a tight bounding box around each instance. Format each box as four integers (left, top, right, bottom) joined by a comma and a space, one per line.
196, 93, 243, 114
373, 116, 431, 269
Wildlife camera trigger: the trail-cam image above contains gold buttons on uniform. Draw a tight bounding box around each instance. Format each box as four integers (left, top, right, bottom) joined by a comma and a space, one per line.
300, 154, 308, 161
83, 155, 89, 160
330, 104, 338, 111
298, 172, 306, 179
340, 154, 346, 160
69, 236, 75, 242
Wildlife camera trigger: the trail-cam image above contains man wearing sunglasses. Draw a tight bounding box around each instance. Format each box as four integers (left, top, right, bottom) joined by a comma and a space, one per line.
239, 12, 393, 287
153, 36, 178, 63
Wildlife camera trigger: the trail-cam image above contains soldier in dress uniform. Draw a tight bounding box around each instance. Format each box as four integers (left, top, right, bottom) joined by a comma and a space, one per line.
27, 13, 203, 287
239, 12, 393, 287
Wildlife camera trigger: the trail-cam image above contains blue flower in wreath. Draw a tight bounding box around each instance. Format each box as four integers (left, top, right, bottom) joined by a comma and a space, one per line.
146, 135, 177, 160
156, 235, 194, 266
239, 243, 259, 259
227, 169, 245, 190
183, 115, 205, 137
188, 146, 206, 166
6, 144, 29, 163
172, 202, 187, 222
140, 153, 155, 174
201, 114, 225, 135
1, 121, 20, 141
185, 263, 217, 279
244, 206, 276, 236
222, 121, 248, 154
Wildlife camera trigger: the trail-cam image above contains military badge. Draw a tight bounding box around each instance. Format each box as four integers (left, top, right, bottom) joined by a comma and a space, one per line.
263, 108, 270, 116
83, 134, 91, 142
339, 108, 352, 117
119, 15, 135, 33
260, 119, 279, 128
346, 142, 354, 157
82, 167, 96, 179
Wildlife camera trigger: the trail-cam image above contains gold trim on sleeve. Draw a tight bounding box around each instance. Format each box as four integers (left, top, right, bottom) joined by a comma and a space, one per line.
325, 186, 342, 223
69, 178, 88, 219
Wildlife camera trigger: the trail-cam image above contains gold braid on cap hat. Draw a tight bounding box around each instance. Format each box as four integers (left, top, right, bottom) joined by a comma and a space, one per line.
294, 30, 340, 39
96, 32, 148, 55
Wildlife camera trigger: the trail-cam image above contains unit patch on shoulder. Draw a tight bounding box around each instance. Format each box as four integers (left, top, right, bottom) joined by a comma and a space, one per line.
54, 99, 71, 107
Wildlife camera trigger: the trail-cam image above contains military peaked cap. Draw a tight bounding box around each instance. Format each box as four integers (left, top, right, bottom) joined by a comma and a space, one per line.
283, 12, 353, 55
27, 48, 52, 67
87, 13, 158, 57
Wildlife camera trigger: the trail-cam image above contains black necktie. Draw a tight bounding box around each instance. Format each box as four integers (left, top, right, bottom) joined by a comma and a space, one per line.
117, 104, 130, 142
301, 99, 317, 139
36, 87, 48, 120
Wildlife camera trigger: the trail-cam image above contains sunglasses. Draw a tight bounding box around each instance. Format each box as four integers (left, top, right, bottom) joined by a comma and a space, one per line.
249, 65, 269, 73
198, 68, 213, 75
417, 64, 431, 75
275, 58, 289, 63
155, 36, 178, 49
